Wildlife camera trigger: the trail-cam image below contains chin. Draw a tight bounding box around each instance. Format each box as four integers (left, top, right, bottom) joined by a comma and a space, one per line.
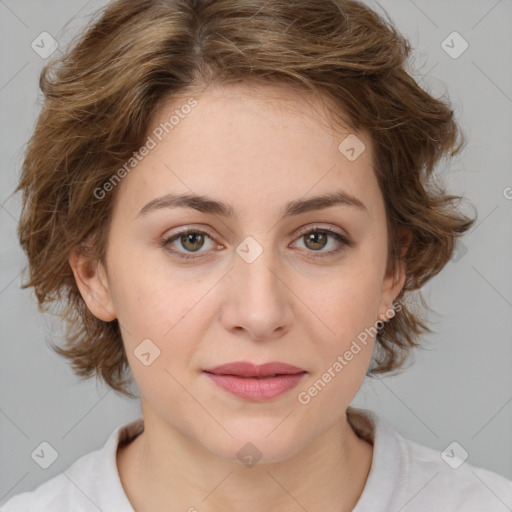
199, 421, 308, 466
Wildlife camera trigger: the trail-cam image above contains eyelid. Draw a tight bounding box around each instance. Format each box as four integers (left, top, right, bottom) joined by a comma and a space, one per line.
293, 223, 350, 242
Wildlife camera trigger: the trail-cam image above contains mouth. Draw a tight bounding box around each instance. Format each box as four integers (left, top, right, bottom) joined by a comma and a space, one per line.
203, 361, 307, 401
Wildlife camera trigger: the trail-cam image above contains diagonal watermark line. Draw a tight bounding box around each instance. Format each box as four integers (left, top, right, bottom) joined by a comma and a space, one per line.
0, 472, 29, 504
266, 471, 309, 511
265, 266, 336, 335
471, 204, 499, 233
398, 471, 439, 511
0, 408, 29, 439
163, 266, 233, 337
415, 62, 439, 87
61, 390, 111, 439
472, 61, 512, 104
0, 0, 29, 28
378, 379, 439, 438
0, 62, 28, 92
54, 0, 93, 42
265, 410, 294, 438
471, 396, 512, 440
62, 471, 104, 511
471, 266, 512, 309
0, 271, 20, 296
113, 315, 135, 341
0, 202, 17, 223
422, 61, 439, 77
201, 471, 233, 502
471, 470, 512, 510
163, 367, 234, 438
408, 0, 439, 28
471, 0, 503, 30
164, 163, 195, 192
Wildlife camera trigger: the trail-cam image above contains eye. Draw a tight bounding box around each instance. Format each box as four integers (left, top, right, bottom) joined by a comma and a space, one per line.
291, 226, 352, 257
160, 225, 352, 261
161, 229, 220, 260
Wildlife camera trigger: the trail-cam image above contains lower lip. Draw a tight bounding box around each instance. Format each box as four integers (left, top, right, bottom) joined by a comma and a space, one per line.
204, 372, 307, 401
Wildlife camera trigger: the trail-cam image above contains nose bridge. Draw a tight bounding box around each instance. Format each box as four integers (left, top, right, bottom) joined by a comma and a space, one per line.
226, 234, 292, 339
235, 234, 283, 301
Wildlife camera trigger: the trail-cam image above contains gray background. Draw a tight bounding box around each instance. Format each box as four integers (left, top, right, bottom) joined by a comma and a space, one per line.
1, 0, 511, 505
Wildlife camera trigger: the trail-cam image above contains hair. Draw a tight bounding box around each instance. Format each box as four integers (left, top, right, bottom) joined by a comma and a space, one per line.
16, 0, 475, 398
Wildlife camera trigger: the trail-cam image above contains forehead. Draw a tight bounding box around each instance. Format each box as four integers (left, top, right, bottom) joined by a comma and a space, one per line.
113, 82, 381, 221
152, 82, 364, 152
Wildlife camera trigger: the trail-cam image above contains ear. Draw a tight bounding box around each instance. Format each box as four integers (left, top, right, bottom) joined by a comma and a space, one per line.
378, 227, 412, 321
68, 245, 116, 322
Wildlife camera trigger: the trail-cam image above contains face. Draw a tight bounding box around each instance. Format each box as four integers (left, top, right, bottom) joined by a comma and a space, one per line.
72, 83, 405, 463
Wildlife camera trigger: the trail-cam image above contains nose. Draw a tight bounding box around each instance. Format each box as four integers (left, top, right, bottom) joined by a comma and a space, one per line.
219, 239, 294, 342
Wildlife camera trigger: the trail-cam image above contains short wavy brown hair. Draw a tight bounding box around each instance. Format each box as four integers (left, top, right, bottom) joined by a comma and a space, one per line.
16, 0, 475, 398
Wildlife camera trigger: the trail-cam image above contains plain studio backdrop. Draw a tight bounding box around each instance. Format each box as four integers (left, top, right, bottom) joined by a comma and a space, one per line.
0, 0, 511, 504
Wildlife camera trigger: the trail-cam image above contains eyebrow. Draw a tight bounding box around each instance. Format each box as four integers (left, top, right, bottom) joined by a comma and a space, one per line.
136, 190, 367, 220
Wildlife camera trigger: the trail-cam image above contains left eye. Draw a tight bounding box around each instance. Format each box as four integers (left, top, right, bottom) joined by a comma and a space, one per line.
292, 228, 351, 255
161, 227, 351, 260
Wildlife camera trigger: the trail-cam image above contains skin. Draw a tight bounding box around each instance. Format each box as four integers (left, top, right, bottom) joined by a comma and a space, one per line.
70, 82, 408, 512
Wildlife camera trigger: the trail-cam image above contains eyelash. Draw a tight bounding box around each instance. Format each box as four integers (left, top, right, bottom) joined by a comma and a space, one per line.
160, 225, 353, 261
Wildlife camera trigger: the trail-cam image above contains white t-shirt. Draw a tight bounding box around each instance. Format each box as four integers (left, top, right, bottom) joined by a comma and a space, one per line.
2, 407, 511, 511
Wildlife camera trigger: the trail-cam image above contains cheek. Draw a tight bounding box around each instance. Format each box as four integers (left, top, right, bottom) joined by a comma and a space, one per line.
114, 275, 204, 400
295, 270, 381, 415
107, 250, 217, 373
106, 239, 186, 330
304, 262, 384, 341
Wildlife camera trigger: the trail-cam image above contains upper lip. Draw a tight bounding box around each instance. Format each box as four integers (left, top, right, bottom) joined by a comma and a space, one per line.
203, 361, 306, 377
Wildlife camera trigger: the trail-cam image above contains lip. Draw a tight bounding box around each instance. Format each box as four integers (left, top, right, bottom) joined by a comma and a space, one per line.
205, 361, 306, 377
203, 361, 307, 401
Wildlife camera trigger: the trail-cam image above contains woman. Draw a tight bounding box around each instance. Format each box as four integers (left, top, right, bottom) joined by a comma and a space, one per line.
4, 0, 511, 510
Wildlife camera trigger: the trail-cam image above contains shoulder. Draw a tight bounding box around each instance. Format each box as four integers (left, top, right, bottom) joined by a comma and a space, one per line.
399, 435, 512, 510
348, 407, 512, 512
1, 449, 102, 511
1, 418, 143, 512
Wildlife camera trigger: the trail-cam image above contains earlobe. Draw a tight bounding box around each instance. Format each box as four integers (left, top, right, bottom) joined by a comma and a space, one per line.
68, 247, 117, 322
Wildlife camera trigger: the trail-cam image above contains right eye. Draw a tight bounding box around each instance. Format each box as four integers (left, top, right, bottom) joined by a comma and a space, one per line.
160, 228, 222, 260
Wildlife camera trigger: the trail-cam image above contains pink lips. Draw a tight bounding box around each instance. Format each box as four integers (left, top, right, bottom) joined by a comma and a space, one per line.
203, 361, 307, 401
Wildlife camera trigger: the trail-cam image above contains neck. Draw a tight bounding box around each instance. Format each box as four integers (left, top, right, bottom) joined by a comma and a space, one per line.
117, 408, 373, 512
